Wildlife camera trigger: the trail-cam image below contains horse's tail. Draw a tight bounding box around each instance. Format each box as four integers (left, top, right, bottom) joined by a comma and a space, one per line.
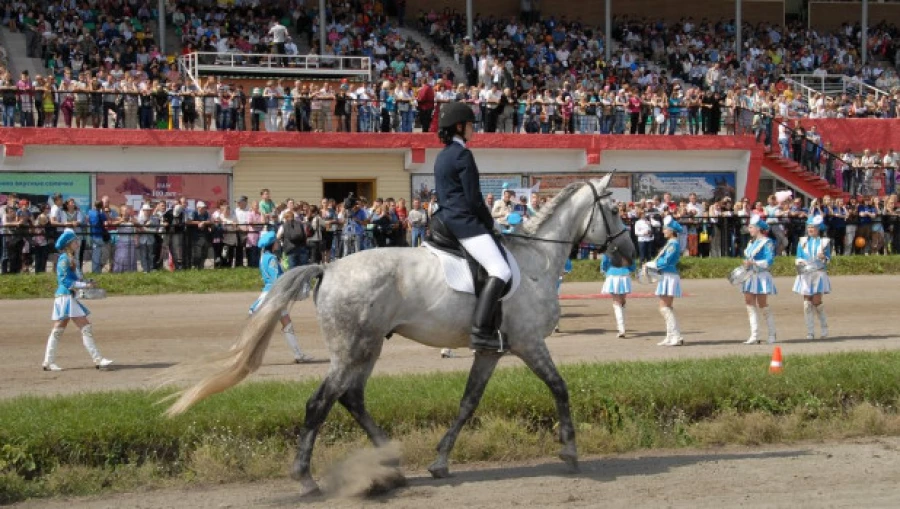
165, 265, 325, 417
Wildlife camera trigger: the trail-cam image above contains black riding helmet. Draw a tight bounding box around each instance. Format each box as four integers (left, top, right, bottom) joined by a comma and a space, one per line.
438, 101, 476, 129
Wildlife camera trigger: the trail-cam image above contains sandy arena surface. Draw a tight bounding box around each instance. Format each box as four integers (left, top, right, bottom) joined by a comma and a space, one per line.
3, 275, 900, 507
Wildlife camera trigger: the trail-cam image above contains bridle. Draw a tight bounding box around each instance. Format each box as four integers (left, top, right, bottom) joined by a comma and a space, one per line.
503, 181, 631, 254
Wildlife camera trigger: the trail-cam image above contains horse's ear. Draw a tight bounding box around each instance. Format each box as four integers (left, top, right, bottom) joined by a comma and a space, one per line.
593, 169, 615, 192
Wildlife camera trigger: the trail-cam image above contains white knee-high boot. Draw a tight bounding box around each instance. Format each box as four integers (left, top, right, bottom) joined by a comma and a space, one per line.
283, 323, 311, 363
613, 303, 626, 337
81, 325, 113, 368
803, 301, 815, 339
815, 304, 829, 338
658, 307, 683, 346
43, 327, 64, 371
744, 305, 760, 344
762, 307, 777, 344
657, 307, 672, 346
668, 307, 683, 346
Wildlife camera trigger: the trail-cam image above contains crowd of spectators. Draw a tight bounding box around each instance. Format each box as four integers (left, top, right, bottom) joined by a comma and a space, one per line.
3, 184, 900, 275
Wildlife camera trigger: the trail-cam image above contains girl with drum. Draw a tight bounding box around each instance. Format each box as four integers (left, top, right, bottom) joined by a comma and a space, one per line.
601, 252, 636, 338
249, 231, 313, 363
741, 215, 778, 345
42, 228, 113, 371
792, 215, 831, 339
654, 217, 685, 346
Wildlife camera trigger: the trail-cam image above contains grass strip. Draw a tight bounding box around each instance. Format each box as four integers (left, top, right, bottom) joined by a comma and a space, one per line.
3, 256, 900, 299
2, 351, 900, 503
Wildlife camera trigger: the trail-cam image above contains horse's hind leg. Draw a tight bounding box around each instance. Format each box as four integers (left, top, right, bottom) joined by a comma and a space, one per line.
428, 352, 501, 479
291, 371, 345, 496
517, 342, 579, 472
338, 365, 390, 448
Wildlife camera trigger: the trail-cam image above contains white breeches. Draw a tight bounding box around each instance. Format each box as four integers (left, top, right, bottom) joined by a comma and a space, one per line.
459, 234, 512, 282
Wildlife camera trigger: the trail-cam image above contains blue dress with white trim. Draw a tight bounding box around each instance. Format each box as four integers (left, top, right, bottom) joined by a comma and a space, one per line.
249, 252, 285, 315
792, 236, 832, 295
601, 254, 635, 295
654, 239, 682, 297
741, 237, 777, 295
52, 253, 90, 320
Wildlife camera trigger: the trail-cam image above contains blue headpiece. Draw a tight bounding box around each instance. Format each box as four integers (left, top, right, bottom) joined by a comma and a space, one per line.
258, 231, 277, 249
55, 228, 78, 251
806, 215, 826, 232
663, 216, 683, 234
749, 214, 769, 231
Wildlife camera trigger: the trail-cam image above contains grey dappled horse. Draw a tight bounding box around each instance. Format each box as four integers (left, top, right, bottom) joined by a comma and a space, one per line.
166, 174, 637, 496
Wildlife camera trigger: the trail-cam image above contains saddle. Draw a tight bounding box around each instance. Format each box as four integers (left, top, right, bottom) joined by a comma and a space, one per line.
426, 215, 511, 296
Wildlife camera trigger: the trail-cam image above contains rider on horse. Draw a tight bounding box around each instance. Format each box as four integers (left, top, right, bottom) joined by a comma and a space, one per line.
433, 101, 513, 353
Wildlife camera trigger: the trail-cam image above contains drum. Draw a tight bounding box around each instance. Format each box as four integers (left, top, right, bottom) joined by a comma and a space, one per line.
77, 288, 107, 300
637, 263, 660, 285
727, 266, 753, 286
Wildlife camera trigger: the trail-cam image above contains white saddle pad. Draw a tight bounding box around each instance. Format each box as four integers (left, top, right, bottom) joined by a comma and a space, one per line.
423, 242, 521, 300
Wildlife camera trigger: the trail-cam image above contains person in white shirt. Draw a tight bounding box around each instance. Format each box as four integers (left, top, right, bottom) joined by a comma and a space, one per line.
268, 19, 289, 64
233, 195, 252, 267
634, 210, 654, 263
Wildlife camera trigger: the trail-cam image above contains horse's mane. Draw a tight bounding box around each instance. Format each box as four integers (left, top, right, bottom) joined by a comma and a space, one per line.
522, 182, 587, 235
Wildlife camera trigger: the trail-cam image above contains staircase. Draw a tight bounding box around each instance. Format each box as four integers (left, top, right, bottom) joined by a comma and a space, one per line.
761, 151, 846, 200
397, 27, 465, 82
0, 27, 47, 78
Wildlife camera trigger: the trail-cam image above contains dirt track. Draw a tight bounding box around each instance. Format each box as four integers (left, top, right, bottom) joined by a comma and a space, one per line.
1, 276, 898, 399
3, 276, 900, 508
11, 438, 900, 508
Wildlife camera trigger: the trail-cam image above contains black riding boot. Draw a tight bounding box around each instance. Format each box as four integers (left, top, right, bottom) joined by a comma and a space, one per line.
470, 276, 508, 353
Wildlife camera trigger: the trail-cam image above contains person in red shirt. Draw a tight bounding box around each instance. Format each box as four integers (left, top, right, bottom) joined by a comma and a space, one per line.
416, 77, 434, 132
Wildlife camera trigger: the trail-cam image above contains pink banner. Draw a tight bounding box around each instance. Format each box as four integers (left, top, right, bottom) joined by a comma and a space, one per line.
95, 173, 229, 210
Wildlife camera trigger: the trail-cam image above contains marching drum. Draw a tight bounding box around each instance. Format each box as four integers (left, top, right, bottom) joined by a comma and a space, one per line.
727, 266, 753, 286
637, 262, 661, 285
77, 288, 107, 300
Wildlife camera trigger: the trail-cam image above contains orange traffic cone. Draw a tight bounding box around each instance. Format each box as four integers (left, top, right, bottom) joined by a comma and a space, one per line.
769, 346, 783, 374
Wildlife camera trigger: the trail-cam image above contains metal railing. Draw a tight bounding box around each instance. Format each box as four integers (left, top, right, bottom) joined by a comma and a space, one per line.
786, 73, 890, 102
178, 52, 372, 84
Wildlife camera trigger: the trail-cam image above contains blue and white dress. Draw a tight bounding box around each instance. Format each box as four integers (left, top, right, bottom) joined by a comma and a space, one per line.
601, 254, 635, 295
741, 237, 777, 295
792, 236, 832, 295
249, 251, 288, 316
655, 239, 682, 297
52, 253, 90, 320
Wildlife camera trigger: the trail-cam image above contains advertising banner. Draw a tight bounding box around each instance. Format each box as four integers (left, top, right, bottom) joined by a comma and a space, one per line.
95, 174, 230, 211
0, 173, 91, 210
530, 173, 632, 203
411, 174, 526, 203
631, 172, 736, 203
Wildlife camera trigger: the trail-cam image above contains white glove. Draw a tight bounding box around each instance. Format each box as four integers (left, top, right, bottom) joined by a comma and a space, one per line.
645, 261, 658, 270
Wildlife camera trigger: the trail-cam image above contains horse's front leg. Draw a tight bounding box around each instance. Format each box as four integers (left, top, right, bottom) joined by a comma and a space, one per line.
517, 341, 579, 472
428, 351, 502, 478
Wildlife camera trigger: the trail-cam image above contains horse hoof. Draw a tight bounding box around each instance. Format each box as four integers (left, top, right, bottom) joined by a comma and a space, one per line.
298, 478, 322, 498
428, 462, 450, 479
559, 451, 580, 473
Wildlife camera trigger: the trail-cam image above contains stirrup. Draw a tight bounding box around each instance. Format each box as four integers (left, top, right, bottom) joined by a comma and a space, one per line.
471, 329, 507, 354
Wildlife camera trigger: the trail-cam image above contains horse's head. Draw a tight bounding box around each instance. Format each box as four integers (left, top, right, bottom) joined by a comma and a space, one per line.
581, 173, 637, 267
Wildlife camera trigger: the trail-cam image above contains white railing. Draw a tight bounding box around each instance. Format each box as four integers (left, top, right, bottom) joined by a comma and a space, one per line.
178, 51, 372, 82
786, 73, 889, 101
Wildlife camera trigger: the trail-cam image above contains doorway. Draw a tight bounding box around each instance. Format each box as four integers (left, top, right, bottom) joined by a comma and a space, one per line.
323, 179, 376, 204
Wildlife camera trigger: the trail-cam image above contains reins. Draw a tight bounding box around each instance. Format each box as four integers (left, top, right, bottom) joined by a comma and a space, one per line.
503, 181, 631, 254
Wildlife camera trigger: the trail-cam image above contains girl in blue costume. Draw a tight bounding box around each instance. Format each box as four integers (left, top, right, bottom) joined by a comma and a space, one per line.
742, 214, 778, 345
652, 217, 684, 346
600, 253, 636, 338
250, 231, 312, 363
552, 257, 574, 334
792, 215, 831, 339
42, 228, 113, 371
